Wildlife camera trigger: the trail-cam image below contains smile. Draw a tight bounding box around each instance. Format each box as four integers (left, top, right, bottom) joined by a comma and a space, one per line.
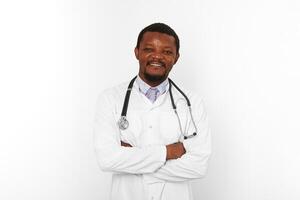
147, 61, 165, 67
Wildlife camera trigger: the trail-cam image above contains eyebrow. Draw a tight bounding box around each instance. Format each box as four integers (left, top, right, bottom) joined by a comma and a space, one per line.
143, 43, 174, 49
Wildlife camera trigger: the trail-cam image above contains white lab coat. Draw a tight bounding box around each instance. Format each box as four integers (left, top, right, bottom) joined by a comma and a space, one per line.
94, 79, 211, 200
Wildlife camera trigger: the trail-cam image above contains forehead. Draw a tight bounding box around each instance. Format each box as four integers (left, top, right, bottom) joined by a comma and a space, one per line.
140, 32, 176, 48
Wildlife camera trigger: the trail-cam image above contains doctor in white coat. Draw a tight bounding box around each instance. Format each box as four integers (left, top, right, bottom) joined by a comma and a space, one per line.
94, 23, 211, 200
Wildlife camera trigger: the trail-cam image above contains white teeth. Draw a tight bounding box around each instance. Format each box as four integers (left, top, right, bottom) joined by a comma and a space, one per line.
150, 63, 162, 66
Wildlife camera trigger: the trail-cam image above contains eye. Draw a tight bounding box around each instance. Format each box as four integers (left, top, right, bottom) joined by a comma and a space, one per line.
143, 47, 153, 52
164, 50, 174, 55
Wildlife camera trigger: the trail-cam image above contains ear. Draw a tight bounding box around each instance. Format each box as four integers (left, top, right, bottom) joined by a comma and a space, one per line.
134, 47, 139, 60
174, 52, 180, 64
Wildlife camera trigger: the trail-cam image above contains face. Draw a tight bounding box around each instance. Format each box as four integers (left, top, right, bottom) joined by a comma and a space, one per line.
135, 32, 179, 86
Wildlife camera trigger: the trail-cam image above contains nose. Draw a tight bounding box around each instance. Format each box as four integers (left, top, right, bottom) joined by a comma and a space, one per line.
151, 52, 163, 60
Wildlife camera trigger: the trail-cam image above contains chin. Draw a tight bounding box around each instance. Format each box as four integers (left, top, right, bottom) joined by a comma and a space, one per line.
144, 73, 166, 82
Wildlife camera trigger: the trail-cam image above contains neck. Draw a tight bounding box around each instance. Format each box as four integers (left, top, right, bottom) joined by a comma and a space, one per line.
139, 74, 167, 87
139, 75, 166, 87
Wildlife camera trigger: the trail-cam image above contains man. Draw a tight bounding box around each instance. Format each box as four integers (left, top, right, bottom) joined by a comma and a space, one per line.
94, 23, 211, 200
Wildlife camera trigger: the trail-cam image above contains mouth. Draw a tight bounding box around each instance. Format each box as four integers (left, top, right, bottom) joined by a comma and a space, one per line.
147, 61, 166, 68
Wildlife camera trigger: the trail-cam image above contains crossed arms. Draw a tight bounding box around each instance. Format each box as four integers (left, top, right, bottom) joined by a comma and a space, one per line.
121, 141, 186, 160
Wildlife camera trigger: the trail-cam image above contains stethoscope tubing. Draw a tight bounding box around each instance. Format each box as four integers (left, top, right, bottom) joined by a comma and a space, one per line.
120, 76, 137, 117
169, 80, 198, 139
118, 76, 198, 139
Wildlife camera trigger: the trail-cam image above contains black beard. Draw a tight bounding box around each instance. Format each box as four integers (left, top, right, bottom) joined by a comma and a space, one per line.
144, 72, 166, 83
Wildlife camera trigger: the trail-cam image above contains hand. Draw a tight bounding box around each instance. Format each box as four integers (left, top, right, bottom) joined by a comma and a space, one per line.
166, 142, 186, 160
121, 141, 132, 147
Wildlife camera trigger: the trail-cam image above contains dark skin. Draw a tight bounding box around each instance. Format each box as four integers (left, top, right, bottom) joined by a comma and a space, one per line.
135, 32, 179, 87
121, 31, 186, 160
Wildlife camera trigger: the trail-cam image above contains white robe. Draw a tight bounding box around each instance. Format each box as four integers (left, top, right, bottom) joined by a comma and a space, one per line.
94, 80, 211, 200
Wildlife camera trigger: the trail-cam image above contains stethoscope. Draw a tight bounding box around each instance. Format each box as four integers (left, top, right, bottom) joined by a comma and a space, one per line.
118, 76, 198, 140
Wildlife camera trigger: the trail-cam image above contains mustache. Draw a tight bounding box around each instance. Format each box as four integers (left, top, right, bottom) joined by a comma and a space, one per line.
146, 60, 166, 67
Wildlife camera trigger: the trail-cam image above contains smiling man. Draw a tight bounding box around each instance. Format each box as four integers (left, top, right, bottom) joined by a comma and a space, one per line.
135, 30, 179, 86
94, 23, 211, 200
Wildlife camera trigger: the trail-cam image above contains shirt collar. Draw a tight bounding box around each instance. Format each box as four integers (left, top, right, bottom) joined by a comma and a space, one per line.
136, 75, 169, 95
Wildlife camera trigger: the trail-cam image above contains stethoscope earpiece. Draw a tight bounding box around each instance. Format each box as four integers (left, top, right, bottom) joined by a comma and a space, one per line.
184, 132, 197, 140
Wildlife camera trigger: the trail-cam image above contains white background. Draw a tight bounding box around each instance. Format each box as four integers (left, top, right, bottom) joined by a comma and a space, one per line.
0, 0, 300, 199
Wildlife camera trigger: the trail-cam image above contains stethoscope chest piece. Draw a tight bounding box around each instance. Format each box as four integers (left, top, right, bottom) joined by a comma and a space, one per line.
118, 116, 129, 130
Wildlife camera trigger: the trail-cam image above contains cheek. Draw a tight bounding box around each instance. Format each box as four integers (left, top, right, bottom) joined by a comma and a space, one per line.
140, 60, 148, 66
166, 58, 176, 66
140, 55, 149, 63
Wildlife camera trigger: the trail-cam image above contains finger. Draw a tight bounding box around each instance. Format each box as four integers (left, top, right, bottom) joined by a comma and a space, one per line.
121, 141, 132, 147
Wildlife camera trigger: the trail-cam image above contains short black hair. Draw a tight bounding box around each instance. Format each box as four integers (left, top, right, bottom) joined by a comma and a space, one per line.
136, 23, 180, 54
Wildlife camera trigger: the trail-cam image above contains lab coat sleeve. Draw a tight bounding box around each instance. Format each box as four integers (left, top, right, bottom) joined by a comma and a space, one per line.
144, 96, 211, 182
94, 91, 167, 174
